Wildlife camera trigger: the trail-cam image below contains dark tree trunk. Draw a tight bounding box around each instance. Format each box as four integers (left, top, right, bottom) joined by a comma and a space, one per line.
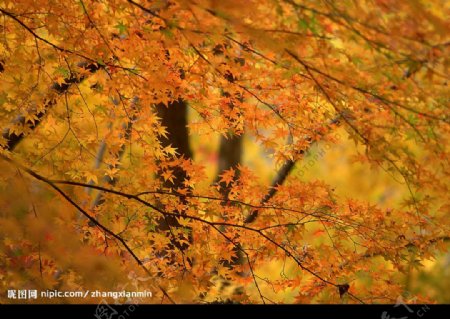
216, 134, 243, 196
215, 133, 244, 269
154, 99, 193, 264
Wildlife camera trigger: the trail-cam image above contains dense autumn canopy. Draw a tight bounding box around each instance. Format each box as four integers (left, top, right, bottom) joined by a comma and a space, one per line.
0, 0, 449, 304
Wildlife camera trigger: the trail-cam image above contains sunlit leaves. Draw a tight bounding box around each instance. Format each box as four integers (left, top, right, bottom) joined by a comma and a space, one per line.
0, 0, 449, 305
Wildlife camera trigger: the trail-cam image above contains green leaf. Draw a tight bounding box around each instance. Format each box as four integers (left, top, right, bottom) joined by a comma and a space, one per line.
95, 104, 107, 115
298, 19, 309, 31
55, 66, 70, 77
408, 113, 418, 125
161, 28, 174, 39
351, 56, 363, 66
287, 224, 296, 232
114, 21, 127, 35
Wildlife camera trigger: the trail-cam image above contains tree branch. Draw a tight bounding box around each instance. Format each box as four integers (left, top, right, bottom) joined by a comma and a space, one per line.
1, 62, 100, 151
89, 98, 137, 209
244, 113, 348, 224
0, 154, 175, 304
1, 154, 367, 302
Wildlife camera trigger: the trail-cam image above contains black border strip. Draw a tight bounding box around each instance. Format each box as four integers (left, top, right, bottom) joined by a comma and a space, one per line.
1, 304, 448, 319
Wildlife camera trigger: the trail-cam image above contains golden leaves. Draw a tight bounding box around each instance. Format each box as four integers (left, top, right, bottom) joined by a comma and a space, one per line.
84, 171, 98, 184
0, 0, 449, 305
219, 167, 235, 187
162, 144, 178, 156
161, 169, 174, 183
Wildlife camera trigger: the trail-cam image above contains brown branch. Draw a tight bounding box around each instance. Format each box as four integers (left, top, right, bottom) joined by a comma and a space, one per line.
340, 235, 450, 273
50, 182, 365, 302
187, 42, 294, 132
1, 62, 100, 151
0, 154, 175, 304
0, 157, 362, 300
0, 7, 139, 75
0, 8, 69, 53
126, 0, 164, 20
284, 49, 448, 124
244, 113, 347, 224
34, 180, 375, 233
90, 98, 137, 209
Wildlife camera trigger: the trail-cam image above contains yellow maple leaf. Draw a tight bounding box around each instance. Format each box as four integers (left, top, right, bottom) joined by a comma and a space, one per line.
55, 75, 66, 86
163, 144, 178, 156
84, 171, 98, 184
161, 169, 174, 183
219, 168, 235, 186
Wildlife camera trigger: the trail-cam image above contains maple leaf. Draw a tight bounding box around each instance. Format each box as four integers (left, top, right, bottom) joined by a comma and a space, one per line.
219, 168, 235, 187
104, 167, 119, 180
54, 75, 66, 87
84, 171, 98, 184
114, 21, 127, 35
161, 169, 174, 183
0, 0, 448, 306
156, 125, 168, 138
163, 144, 178, 156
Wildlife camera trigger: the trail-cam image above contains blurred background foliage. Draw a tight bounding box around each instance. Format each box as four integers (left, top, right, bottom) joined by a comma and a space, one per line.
189, 111, 450, 303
